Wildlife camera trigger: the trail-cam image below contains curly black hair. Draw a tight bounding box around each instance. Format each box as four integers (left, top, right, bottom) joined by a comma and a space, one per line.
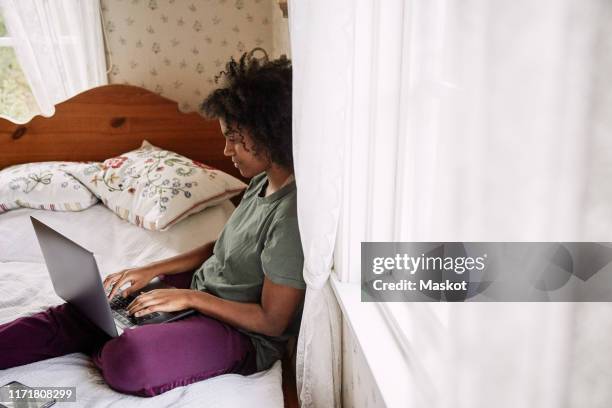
200, 48, 293, 171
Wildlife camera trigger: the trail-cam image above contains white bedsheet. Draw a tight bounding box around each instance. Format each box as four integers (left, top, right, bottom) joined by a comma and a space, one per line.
0, 201, 236, 274
0, 204, 283, 408
0, 354, 282, 408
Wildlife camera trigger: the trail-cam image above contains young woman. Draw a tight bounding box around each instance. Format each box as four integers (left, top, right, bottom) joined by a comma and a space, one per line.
0, 50, 306, 397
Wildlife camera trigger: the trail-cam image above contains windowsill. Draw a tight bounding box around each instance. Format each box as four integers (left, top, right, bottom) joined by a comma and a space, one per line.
329, 274, 413, 407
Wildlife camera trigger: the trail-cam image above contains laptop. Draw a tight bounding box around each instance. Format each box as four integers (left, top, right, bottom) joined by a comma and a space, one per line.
30, 216, 195, 337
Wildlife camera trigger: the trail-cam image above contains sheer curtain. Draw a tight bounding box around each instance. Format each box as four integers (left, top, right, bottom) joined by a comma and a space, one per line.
291, 0, 612, 406
0, 0, 107, 118
289, 0, 349, 406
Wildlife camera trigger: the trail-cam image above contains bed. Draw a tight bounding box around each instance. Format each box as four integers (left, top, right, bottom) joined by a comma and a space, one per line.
0, 85, 287, 407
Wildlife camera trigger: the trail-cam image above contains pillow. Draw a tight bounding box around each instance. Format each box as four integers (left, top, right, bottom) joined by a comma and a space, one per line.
66, 140, 247, 231
0, 162, 99, 213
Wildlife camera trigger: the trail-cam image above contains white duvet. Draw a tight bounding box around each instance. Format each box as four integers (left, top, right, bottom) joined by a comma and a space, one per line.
0, 203, 283, 408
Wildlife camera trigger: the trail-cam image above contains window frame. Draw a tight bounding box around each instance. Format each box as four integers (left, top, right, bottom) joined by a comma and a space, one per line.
0, 11, 41, 124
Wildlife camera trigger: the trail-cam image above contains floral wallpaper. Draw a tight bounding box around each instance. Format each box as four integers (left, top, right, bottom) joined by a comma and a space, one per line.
100, 0, 287, 113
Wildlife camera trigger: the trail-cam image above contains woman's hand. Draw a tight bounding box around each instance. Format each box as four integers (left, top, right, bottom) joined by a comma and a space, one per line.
103, 266, 159, 300
126, 289, 195, 317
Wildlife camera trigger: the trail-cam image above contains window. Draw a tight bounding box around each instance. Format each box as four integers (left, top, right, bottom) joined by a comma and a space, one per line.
0, 11, 39, 123
329, 3, 453, 399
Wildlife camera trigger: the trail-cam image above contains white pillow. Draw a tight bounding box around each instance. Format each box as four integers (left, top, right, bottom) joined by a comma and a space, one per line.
66, 140, 247, 231
0, 162, 98, 213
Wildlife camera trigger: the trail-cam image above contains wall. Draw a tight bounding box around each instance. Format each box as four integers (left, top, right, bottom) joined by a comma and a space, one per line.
271, 1, 290, 57
101, 0, 286, 112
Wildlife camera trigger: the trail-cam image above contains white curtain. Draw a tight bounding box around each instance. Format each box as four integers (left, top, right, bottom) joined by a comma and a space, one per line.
289, 0, 350, 406
291, 0, 612, 406
0, 0, 107, 118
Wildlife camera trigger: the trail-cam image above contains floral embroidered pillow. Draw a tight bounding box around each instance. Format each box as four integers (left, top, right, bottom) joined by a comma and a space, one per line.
0, 162, 99, 213
66, 140, 247, 231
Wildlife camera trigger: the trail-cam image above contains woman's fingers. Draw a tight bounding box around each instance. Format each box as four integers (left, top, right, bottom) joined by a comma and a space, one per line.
127, 292, 162, 315
128, 299, 159, 315
124, 289, 190, 316
134, 306, 157, 317
126, 293, 146, 313
103, 272, 122, 290
103, 269, 132, 290
104, 275, 121, 297
107, 280, 121, 299
126, 291, 153, 312
107, 273, 132, 300
120, 281, 142, 298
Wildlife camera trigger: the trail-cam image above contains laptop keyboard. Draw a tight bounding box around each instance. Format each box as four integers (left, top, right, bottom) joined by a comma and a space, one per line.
109, 295, 161, 326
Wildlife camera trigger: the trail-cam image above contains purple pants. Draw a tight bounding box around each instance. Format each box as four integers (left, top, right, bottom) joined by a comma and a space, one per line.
0, 271, 257, 397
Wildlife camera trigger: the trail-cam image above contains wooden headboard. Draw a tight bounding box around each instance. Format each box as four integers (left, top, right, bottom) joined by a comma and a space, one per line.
0, 85, 244, 185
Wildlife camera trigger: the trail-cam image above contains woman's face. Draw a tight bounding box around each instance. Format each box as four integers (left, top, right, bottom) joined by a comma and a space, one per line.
220, 120, 271, 178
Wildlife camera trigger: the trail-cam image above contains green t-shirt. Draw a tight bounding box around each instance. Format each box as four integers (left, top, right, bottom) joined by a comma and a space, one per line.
191, 172, 306, 370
